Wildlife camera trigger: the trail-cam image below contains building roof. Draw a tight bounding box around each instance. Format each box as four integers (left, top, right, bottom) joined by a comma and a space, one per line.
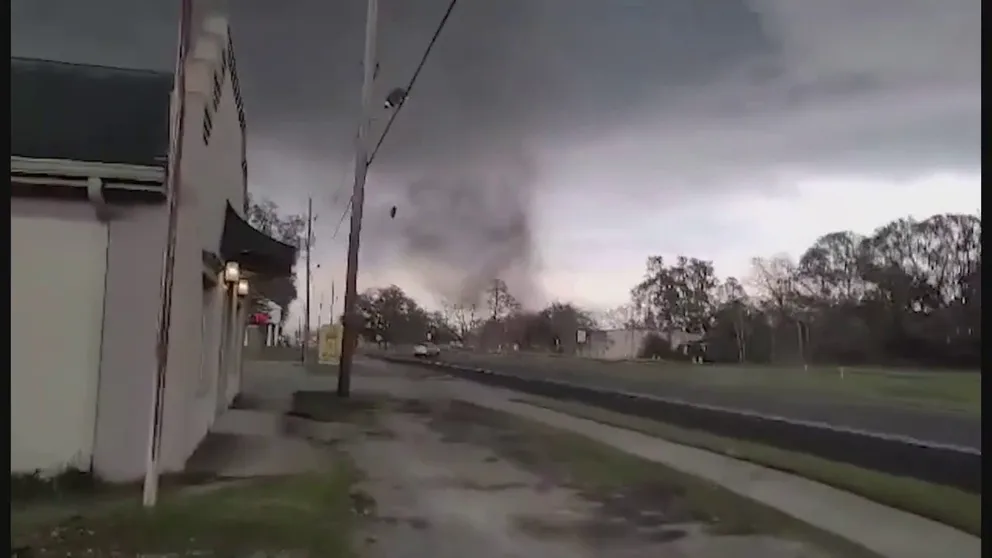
10, 57, 173, 167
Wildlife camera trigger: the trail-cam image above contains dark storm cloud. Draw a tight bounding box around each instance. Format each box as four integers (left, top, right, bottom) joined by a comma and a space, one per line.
227, 0, 781, 172
226, 0, 788, 303
11, 0, 979, 181
12, 0, 981, 306
11, 0, 179, 71
386, 148, 542, 307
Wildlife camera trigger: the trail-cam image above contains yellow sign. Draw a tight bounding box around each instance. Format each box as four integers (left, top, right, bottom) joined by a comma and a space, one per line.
318, 324, 343, 364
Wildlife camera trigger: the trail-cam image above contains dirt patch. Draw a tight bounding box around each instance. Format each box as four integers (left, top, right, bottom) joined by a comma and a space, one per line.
418, 401, 706, 538
399, 399, 873, 556
439, 479, 531, 491
392, 397, 436, 416
288, 391, 381, 423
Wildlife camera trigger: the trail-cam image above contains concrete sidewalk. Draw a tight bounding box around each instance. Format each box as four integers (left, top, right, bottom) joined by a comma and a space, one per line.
353, 357, 980, 558
185, 360, 342, 478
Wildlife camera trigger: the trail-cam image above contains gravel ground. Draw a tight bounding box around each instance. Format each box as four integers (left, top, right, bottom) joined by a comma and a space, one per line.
345, 397, 839, 558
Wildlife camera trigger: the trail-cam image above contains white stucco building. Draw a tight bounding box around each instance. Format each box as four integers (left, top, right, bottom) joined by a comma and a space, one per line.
584, 328, 706, 360
10, 16, 296, 482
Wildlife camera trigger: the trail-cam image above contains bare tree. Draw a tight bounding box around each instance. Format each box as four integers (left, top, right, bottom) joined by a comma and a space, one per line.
244, 193, 308, 323
713, 277, 750, 362
486, 278, 520, 321
448, 301, 480, 341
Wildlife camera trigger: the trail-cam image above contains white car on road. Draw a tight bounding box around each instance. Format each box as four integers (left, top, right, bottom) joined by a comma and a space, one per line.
413, 342, 441, 358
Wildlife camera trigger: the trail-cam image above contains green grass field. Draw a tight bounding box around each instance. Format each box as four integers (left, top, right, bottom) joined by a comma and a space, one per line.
443, 351, 982, 416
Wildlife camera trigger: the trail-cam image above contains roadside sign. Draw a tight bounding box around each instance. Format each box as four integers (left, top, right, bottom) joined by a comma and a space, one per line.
318, 324, 343, 364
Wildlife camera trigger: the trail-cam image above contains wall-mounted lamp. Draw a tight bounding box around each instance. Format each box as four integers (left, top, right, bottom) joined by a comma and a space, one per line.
223, 261, 240, 283
237, 279, 250, 297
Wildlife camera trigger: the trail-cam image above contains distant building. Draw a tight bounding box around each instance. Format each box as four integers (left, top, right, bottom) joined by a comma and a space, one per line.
583, 328, 705, 360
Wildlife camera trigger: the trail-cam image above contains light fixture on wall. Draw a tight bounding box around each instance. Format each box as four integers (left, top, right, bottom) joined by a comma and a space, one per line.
223, 261, 240, 283
237, 279, 249, 296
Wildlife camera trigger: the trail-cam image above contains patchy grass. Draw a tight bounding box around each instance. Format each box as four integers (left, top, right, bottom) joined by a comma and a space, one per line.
12, 469, 361, 557
11, 466, 104, 503
421, 400, 880, 557
525, 396, 981, 536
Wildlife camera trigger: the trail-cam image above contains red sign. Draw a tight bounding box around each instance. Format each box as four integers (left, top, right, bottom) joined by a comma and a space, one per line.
250, 312, 271, 325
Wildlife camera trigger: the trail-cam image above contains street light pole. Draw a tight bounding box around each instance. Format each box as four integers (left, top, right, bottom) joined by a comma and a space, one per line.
302, 196, 313, 364
330, 280, 336, 323
337, 0, 378, 397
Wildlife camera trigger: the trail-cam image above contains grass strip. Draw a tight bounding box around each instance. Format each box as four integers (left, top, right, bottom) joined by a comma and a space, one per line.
440, 401, 880, 558
12, 468, 360, 557
525, 396, 981, 536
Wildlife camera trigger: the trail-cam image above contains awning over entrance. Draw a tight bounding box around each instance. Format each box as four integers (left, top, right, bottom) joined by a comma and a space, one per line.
220, 202, 297, 278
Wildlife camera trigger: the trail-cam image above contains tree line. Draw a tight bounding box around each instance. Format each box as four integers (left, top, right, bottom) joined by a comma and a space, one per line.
352, 212, 981, 370
629, 212, 980, 369
353, 279, 597, 353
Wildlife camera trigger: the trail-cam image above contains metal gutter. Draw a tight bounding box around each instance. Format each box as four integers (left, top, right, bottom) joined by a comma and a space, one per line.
11, 156, 166, 191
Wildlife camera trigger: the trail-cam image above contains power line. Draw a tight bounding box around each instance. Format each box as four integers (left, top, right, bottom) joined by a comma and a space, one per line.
330, 0, 459, 241
367, 0, 460, 167
331, 196, 352, 240
328, 166, 355, 241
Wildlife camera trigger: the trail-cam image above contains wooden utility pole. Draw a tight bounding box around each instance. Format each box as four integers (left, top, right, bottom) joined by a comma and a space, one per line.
338, 0, 378, 398
302, 196, 313, 363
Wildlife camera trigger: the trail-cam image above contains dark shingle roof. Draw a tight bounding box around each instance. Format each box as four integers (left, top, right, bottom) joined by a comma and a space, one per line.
11, 57, 173, 167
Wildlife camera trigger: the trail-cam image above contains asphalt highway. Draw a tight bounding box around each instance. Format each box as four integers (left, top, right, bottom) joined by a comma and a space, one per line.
433, 353, 982, 451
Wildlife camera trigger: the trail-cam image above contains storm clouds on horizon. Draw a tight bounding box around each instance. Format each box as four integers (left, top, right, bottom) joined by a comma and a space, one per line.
12, 0, 981, 309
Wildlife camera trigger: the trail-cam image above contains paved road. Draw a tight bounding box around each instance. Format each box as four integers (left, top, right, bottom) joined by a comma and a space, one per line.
432, 354, 982, 450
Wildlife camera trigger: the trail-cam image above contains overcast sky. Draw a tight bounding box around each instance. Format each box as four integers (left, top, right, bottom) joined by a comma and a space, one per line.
14, 0, 981, 323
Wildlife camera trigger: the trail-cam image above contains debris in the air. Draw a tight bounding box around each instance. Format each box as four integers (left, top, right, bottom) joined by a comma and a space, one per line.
384, 88, 407, 109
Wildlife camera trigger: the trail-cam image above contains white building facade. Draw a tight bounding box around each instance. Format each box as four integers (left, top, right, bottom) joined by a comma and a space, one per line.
10, 15, 295, 481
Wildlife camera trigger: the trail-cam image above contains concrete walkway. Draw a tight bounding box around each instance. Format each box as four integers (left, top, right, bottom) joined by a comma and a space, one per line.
351, 357, 980, 558
186, 360, 341, 478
